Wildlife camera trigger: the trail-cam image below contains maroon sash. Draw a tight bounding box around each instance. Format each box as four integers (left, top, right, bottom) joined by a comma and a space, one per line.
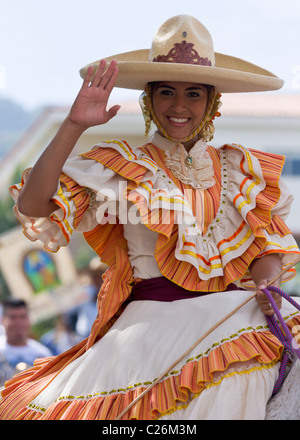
130, 276, 244, 302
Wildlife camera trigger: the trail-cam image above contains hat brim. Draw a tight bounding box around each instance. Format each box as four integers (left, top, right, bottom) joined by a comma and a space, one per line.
80, 49, 284, 93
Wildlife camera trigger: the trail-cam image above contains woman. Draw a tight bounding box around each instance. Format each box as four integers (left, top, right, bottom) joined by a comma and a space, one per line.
1, 14, 300, 420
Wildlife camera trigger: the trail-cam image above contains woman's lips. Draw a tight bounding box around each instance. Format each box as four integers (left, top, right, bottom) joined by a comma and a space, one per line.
167, 116, 190, 126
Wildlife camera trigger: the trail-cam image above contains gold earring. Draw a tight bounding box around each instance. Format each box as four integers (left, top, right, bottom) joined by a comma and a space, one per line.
200, 121, 215, 142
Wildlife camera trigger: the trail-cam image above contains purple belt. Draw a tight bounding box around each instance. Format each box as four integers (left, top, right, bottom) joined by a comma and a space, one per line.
130, 276, 244, 302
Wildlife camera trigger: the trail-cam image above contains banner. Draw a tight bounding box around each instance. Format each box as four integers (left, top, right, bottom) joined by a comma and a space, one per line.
0, 227, 88, 323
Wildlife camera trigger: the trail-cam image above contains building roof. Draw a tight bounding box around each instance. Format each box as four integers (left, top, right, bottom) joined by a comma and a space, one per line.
219, 93, 300, 118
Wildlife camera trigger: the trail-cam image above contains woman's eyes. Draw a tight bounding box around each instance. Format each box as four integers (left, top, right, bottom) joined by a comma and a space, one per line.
187, 91, 202, 98
159, 89, 173, 96
159, 89, 204, 98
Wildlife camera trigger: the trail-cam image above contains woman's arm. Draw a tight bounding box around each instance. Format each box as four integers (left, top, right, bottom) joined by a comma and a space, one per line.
249, 253, 282, 316
17, 60, 120, 218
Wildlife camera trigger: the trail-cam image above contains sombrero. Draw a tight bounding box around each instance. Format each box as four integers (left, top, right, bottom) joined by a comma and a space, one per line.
80, 14, 283, 93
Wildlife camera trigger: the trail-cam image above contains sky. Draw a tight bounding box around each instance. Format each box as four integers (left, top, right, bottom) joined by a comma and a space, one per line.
0, 0, 300, 111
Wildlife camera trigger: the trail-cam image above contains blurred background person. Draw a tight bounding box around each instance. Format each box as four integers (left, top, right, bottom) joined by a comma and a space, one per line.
0, 298, 52, 385
0, 352, 15, 388
75, 258, 107, 339
40, 314, 82, 355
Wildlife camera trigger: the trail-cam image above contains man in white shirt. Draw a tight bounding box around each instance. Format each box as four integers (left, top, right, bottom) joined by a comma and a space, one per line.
0, 298, 52, 385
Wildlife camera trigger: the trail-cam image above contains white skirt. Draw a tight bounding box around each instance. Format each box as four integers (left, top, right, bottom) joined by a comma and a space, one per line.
27, 290, 300, 420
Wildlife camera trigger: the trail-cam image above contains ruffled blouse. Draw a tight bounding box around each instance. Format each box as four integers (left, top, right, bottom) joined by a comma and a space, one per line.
10, 133, 300, 291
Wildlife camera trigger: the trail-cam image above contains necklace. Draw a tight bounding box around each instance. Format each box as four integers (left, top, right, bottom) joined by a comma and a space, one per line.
185, 155, 193, 168
151, 133, 215, 189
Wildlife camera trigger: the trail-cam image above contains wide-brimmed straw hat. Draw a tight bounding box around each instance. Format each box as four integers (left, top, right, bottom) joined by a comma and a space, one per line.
80, 14, 283, 93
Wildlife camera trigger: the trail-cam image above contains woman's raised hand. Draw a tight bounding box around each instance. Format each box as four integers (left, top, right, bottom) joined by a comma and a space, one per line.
68, 59, 121, 131
17, 60, 121, 218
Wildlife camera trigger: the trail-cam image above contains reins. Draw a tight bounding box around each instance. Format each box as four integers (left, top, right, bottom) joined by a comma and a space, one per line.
116, 258, 300, 420
263, 285, 300, 395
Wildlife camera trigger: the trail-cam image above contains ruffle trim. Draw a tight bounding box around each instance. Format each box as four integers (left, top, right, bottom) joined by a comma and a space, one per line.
0, 247, 133, 413
9, 169, 91, 253
5, 313, 299, 421
9, 140, 300, 291
24, 363, 278, 420
81, 141, 299, 290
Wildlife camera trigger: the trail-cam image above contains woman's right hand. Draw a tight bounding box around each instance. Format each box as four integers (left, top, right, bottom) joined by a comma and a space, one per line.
67, 59, 121, 131
17, 60, 120, 218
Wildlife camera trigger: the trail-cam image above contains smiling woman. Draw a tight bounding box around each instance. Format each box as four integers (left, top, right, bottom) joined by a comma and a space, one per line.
151, 82, 210, 150
140, 78, 220, 150
1, 14, 300, 421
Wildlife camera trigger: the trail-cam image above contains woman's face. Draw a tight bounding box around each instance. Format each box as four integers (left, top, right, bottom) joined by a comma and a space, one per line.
152, 81, 209, 142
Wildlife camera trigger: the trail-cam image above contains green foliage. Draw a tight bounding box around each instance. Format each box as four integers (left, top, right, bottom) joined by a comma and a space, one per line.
0, 165, 23, 234
0, 269, 10, 301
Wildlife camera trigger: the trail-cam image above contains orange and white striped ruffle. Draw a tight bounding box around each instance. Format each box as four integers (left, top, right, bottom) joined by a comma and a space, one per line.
0, 246, 133, 419
1, 289, 300, 420
9, 169, 79, 252
81, 139, 299, 290
10, 139, 300, 290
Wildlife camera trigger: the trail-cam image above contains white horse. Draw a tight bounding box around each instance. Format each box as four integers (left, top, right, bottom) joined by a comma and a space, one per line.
265, 357, 300, 420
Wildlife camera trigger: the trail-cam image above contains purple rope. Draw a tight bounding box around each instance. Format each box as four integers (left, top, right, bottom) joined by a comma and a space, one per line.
262, 286, 300, 395
272, 351, 290, 395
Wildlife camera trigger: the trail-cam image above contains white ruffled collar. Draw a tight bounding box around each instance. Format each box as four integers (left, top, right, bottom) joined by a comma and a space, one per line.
150, 132, 215, 189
